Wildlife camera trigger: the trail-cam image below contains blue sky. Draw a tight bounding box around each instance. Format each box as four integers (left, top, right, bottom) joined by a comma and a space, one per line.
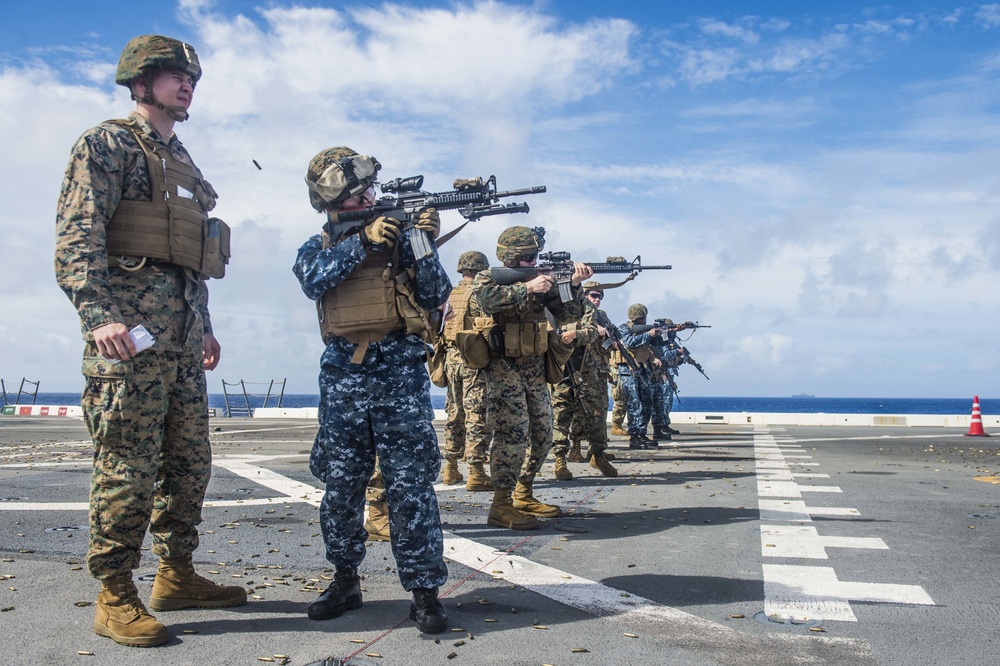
2, 0, 1000, 397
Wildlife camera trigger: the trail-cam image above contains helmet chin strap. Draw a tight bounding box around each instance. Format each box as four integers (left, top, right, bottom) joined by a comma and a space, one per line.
134, 71, 190, 122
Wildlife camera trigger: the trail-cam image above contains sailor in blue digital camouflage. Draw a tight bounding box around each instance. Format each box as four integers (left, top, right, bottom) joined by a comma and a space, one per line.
293, 146, 450, 634
549, 281, 617, 478
615, 304, 662, 449
54, 34, 243, 648
441, 251, 494, 491
650, 318, 685, 442
468, 226, 591, 530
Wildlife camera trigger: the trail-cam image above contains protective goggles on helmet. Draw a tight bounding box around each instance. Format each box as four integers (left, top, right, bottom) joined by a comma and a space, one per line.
309, 154, 381, 204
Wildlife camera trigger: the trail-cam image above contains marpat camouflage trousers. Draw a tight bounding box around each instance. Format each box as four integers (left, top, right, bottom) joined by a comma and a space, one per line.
82, 347, 210, 579
551, 368, 609, 455
482, 355, 552, 487
443, 345, 491, 463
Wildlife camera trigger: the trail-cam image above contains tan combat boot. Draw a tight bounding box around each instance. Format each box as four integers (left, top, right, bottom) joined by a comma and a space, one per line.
365, 500, 391, 541
149, 555, 247, 611
567, 441, 585, 462
589, 452, 619, 477
442, 459, 464, 485
465, 462, 494, 492
553, 455, 574, 481
610, 423, 628, 437
512, 478, 562, 517
487, 488, 539, 530
94, 573, 168, 647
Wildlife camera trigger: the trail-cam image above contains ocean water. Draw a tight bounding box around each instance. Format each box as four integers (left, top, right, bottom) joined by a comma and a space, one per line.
9, 392, 998, 416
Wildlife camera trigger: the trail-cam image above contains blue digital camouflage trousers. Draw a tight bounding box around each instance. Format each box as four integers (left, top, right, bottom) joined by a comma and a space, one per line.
81, 347, 210, 579
620, 371, 653, 437
651, 376, 675, 429
311, 357, 448, 591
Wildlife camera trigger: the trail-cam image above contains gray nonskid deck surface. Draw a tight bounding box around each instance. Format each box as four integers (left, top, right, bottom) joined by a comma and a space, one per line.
0, 416, 996, 665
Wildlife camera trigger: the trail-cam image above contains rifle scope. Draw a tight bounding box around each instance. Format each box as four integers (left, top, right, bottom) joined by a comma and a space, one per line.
381, 176, 424, 193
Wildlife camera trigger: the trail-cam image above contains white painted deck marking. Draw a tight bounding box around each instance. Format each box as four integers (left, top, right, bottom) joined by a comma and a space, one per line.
758, 499, 861, 522
763, 564, 934, 622
754, 428, 934, 622
761, 525, 888, 559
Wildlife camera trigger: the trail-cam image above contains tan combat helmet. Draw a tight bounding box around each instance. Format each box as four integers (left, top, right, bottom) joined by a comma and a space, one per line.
496, 226, 544, 266
583, 280, 604, 297
627, 303, 648, 322
116, 35, 201, 122
304, 147, 381, 212
457, 251, 489, 274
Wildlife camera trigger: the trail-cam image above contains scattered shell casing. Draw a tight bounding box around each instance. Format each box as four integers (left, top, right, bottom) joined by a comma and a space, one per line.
624, 632, 638, 638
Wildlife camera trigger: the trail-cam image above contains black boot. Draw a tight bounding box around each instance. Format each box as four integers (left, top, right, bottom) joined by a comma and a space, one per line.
666, 424, 680, 435
652, 427, 671, 443
628, 434, 646, 449
307, 567, 363, 620
409, 587, 448, 633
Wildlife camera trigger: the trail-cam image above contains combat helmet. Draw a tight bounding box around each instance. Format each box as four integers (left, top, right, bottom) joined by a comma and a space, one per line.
457, 251, 489, 274
627, 303, 648, 321
116, 35, 201, 122
583, 280, 604, 297
660, 318, 674, 327
496, 226, 544, 265
305, 147, 382, 211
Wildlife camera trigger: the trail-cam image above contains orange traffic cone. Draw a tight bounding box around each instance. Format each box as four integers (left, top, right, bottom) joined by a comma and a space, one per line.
965, 395, 990, 437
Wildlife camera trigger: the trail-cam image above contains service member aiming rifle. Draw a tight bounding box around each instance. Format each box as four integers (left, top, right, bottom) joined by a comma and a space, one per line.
325, 173, 546, 259
491, 252, 672, 302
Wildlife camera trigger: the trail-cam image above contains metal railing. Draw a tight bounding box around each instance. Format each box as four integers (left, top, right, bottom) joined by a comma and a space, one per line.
221, 379, 286, 417
1, 378, 39, 407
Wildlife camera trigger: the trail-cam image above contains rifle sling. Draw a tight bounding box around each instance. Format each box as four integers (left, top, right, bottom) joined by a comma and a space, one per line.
435, 220, 470, 248
592, 271, 638, 291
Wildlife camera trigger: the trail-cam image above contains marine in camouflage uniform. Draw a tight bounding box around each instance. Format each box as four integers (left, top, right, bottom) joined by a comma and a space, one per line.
610, 366, 628, 435
469, 226, 590, 529
294, 146, 450, 633
616, 304, 662, 449
549, 281, 617, 478
441, 251, 493, 491
55, 35, 244, 648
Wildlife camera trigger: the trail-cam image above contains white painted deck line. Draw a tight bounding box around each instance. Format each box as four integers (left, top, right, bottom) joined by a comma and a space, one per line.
758, 499, 861, 522
763, 564, 934, 622
758, 480, 843, 497
760, 525, 888, 559
441, 534, 735, 634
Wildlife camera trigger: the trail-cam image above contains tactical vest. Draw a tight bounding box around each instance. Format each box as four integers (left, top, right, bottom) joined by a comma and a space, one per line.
104, 118, 231, 279
442, 280, 474, 344
317, 234, 434, 364
612, 323, 651, 366
491, 295, 548, 358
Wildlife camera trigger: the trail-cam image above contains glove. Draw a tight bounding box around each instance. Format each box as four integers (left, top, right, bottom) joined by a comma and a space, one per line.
362, 216, 401, 250
414, 207, 440, 240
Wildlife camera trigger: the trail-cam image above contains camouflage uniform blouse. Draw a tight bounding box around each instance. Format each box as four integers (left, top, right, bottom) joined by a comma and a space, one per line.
55, 112, 212, 353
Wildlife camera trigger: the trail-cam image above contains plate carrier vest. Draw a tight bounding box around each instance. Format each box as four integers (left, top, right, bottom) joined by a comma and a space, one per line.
317, 233, 435, 364
104, 118, 231, 278
442, 280, 475, 345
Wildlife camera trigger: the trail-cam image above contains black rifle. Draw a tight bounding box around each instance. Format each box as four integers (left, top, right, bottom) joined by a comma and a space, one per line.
325, 175, 546, 259
666, 342, 709, 380
632, 320, 712, 336
592, 309, 650, 381
648, 345, 682, 405
490, 252, 672, 302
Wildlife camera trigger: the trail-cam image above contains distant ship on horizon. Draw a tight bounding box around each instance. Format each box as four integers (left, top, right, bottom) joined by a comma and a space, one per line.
791, 393, 815, 398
